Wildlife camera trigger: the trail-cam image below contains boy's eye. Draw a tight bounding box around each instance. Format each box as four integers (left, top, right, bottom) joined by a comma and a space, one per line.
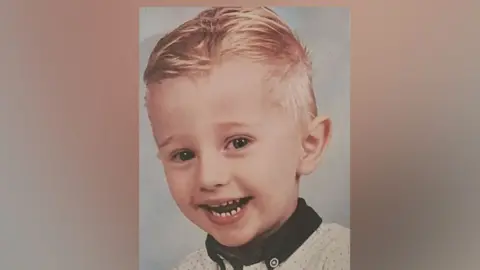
227, 137, 250, 150
172, 150, 195, 162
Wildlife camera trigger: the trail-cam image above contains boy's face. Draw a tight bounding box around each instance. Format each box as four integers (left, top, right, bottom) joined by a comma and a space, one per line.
147, 59, 311, 247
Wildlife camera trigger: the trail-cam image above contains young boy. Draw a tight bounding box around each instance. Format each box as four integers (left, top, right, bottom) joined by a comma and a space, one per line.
143, 7, 350, 270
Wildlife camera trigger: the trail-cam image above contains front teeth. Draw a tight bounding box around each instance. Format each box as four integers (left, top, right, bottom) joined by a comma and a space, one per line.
207, 199, 246, 218
211, 207, 242, 217
212, 199, 240, 208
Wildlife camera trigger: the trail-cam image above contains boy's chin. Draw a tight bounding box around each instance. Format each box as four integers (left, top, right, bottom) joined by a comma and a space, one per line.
210, 228, 257, 247
213, 233, 254, 247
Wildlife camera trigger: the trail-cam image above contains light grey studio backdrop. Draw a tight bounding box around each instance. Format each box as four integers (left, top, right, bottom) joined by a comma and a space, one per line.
139, 7, 350, 270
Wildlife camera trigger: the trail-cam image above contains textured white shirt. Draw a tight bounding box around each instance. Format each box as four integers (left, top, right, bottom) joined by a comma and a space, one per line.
173, 223, 350, 270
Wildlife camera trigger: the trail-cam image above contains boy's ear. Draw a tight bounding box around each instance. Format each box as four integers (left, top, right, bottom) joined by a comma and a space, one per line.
297, 116, 332, 176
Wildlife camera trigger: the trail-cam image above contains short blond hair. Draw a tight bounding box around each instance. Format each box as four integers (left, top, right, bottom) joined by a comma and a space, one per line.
144, 7, 317, 128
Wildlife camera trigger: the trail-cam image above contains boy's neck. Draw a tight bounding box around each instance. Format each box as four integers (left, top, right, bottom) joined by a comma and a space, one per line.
205, 197, 322, 268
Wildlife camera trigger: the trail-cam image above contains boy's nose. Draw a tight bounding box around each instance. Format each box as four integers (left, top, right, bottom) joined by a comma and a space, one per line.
197, 154, 231, 191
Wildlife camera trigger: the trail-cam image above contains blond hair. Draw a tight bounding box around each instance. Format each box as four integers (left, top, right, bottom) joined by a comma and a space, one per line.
144, 7, 317, 128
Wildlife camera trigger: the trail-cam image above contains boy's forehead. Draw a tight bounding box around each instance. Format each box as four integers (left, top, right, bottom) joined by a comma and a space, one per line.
212, 58, 271, 79
148, 59, 276, 115
146, 59, 300, 139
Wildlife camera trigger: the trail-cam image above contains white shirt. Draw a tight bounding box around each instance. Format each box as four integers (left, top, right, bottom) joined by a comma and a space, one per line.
173, 223, 350, 270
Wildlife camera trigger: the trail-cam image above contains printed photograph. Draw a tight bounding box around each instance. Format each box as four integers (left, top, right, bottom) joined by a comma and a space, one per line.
139, 7, 350, 270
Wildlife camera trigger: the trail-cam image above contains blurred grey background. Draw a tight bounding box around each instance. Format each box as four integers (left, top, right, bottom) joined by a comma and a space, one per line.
139, 7, 350, 270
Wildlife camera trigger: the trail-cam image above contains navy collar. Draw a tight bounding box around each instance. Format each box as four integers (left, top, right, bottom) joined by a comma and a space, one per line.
205, 198, 322, 270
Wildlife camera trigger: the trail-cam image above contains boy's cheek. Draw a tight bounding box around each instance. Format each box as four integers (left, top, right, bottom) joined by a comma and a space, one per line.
229, 155, 270, 175
230, 156, 288, 184
165, 182, 193, 207
163, 171, 190, 194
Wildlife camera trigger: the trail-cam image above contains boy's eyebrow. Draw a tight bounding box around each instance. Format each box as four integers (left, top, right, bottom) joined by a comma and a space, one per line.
157, 122, 253, 149
215, 121, 250, 131
157, 136, 173, 149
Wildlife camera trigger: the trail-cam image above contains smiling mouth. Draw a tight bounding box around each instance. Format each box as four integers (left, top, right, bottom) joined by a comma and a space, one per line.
199, 196, 253, 217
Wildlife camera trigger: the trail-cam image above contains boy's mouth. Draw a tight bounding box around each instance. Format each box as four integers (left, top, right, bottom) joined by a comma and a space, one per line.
199, 196, 253, 217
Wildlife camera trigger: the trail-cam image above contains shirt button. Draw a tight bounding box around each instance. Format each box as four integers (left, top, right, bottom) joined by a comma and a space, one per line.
269, 258, 279, 268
